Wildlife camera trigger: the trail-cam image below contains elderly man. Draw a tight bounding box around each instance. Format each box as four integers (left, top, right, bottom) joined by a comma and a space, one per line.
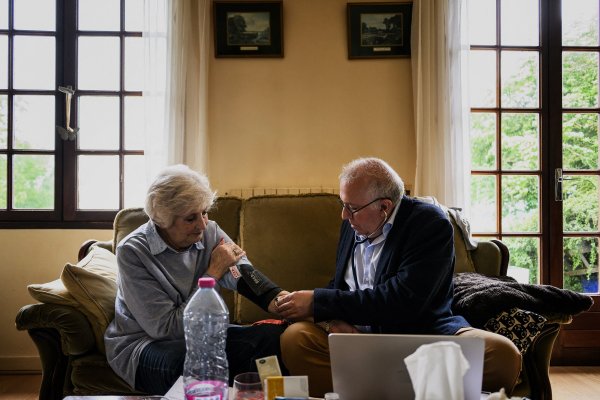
275, 157, 521, 397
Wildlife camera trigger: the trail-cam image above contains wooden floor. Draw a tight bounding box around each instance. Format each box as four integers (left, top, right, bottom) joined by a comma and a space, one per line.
0, 367, 599, 399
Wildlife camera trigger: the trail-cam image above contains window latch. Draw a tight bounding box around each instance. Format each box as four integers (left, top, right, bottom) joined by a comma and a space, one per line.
555, 168, 571, 201
56, 85, 79, 141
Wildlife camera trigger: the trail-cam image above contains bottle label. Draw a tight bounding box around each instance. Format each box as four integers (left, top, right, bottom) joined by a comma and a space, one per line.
185, 380, 227, 400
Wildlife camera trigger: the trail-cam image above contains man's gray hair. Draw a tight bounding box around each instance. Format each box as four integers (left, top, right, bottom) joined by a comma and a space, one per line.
339, 157, 405, 203
145, 164, 216, 228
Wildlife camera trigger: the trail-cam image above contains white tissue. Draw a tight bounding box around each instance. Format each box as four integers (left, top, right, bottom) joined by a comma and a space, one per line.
403, 341, 470, 400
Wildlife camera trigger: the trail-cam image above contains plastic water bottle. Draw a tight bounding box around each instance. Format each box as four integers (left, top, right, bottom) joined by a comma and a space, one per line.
183, 277, 229, 400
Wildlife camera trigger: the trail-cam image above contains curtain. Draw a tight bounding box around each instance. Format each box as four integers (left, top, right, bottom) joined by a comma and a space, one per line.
143, 0, 211, 184
411, 0, 470, 210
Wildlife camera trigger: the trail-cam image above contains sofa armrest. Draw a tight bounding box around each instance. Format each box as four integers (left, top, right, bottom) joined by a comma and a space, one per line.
16, 303, 96, 356
513, 323, 562, 400
470, 241, 507, 277
79, 239, 113, 261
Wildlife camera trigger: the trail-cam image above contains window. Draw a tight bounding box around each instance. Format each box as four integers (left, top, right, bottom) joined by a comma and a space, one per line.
468, 0, 599, 295
0, 0, 145, 227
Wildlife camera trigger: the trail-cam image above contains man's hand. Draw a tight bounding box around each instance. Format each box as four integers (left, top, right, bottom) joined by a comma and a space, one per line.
328, 320, 361, 334
268, 290, 290, 314
275, 290, 314, 320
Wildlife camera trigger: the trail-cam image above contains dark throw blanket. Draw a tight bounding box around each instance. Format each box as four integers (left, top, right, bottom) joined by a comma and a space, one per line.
452, 272, 594, 327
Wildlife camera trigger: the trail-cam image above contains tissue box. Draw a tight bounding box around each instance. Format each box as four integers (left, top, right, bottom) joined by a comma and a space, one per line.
264, 376, 309, 400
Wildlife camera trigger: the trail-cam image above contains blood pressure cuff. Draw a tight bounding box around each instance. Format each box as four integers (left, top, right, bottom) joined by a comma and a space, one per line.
235, 263, 282, 311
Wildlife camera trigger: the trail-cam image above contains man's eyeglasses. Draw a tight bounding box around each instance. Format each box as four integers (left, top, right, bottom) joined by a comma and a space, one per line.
340, 197, 388, 218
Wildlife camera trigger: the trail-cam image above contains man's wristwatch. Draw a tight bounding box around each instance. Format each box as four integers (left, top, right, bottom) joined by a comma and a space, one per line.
318, 320, 332, 333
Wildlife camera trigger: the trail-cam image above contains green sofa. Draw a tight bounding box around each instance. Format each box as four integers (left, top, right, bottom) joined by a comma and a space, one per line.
15, 193, 565, 399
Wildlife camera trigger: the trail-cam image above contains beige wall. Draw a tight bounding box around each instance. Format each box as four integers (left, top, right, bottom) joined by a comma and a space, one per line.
208, 0, 415, 192
0, 0, 415, 372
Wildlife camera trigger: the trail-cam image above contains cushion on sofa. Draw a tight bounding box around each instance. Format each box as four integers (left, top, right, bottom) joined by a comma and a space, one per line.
61, 246, 118, 354
28, 278, 79, 307
484, 307, 547, 354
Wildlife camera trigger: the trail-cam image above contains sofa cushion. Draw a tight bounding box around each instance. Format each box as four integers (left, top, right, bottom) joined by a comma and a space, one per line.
61, 246, 118, 354
484, 307, 547, 354
28, 278, 79, 307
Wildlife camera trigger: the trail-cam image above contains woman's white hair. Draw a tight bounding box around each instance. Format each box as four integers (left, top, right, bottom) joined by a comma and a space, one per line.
339, 157, 405, 203
144, 164, 216, 228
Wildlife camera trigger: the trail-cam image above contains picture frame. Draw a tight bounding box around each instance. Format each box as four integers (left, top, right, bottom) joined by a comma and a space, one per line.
347, 2, 413, 59
213, 1, 283, 58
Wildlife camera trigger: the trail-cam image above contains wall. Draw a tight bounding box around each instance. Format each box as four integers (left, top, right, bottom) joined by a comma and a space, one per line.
0, 0, 415, 372
208, 0, 415, 192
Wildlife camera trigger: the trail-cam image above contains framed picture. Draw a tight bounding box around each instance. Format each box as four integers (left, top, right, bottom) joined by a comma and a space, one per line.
347, 2, 413, 59
213, 1, 283, 58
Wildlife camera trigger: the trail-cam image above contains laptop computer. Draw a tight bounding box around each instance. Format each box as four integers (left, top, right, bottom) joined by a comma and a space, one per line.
328, 333, 485, 400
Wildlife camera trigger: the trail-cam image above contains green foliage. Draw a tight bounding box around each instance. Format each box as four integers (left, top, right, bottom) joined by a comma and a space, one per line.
471, 23, 599, 292
13, 155, 54, 209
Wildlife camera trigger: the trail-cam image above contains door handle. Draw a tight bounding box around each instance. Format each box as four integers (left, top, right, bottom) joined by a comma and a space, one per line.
555, 168, 572, 201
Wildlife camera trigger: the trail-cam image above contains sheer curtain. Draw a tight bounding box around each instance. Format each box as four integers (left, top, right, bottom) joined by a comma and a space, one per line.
411, 0, 470, 210
143, 0, 211, 184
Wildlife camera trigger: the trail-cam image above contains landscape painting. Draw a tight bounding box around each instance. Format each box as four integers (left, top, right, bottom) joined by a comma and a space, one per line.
214, 1, 283, 58
227, 12, 271, 46
347, 2, 412, 59
360, 13, 403, 47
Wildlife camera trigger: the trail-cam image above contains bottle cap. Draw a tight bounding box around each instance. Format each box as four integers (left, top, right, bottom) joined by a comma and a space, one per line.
198, 277, 216, 288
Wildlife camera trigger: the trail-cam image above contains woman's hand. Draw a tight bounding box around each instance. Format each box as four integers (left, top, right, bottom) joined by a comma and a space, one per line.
206, 239, 246, 280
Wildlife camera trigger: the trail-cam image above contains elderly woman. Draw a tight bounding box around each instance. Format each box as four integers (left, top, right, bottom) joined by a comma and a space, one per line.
105, 164, 287, 395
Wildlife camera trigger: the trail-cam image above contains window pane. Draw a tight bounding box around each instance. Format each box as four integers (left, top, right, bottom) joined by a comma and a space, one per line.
14, 0, 55, 31
563, 175, 599, 232
78, 96, 119, 150
0, 95, 6, 149
501, 113, 539, 170
563, 51, 599, 108
501, 51, 539, 108
504, 237, 539, 284
470, 112, 496, 170
468, 0, 496, 45
564, 237, 598, 294
469, 50, 496, 107
124, 96, 143, 149
13, 36, 55, 90
125, 37, 143, 91
563, 113, 599, 170
0, 0, 7, 29
125, 0, 144, 31
563, 0, 599, 47
501, 0, 538, 46
78, 155, 119, 209
124, 155, 145, 208
502, 175, 539, 233
0, 154, 5, 208
78, 37, 120, 91
0, 35, 7, 89
13, 154, 54, 209
79, 0, 120, 31
470, 175, 497, 233
13, 95, 55, 150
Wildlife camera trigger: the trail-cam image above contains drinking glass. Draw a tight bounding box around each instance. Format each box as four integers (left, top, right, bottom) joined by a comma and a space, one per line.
232, 372, 263, 400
